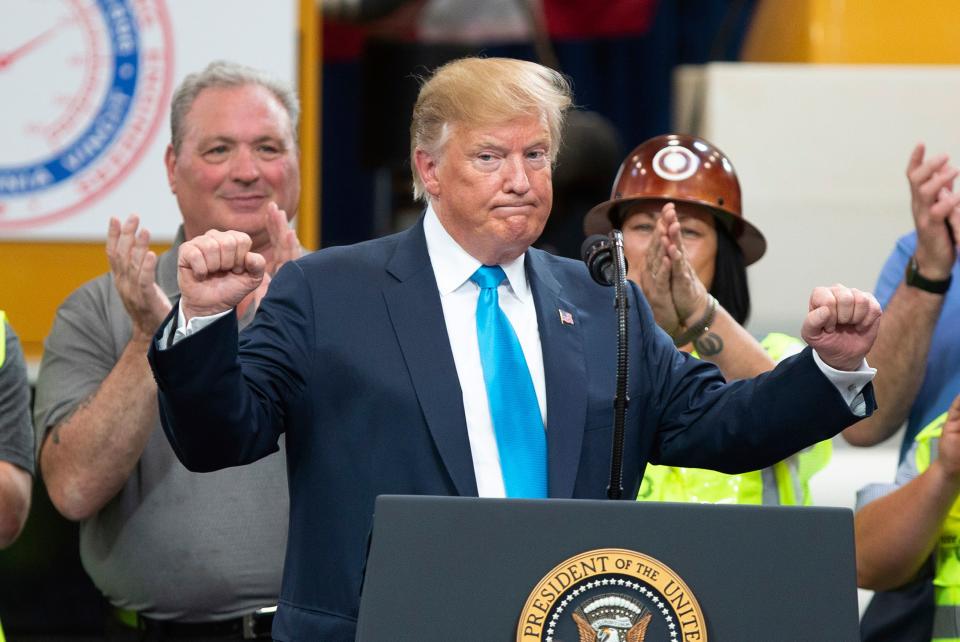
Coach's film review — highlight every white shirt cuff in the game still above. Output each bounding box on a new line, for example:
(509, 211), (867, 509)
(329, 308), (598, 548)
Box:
(159, 303), (232, 349)
(812, 350), (877, 417)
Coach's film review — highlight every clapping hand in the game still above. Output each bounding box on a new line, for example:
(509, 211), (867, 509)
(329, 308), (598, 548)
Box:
(107, 215), (172, 342)
(907, 143), (960, 279)
(638, 203), (711, 339)
(639, 204), (681, 336)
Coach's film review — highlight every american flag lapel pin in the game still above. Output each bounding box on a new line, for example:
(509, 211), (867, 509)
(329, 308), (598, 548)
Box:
(558, 309), (574, 325)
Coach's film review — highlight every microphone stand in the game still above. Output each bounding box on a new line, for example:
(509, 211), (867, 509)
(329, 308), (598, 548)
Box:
(607, 229), (629, 500)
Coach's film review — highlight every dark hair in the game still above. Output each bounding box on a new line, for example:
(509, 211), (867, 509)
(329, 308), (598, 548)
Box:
(710, 222), (751, 325)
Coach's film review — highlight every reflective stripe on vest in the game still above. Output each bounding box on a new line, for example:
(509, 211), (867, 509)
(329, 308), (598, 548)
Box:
(913, 412), (960, 641)
(637, 332), (832, 506)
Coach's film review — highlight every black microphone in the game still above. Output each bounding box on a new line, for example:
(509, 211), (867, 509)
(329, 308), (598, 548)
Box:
(583, 231), (632, 499)
(581, 234), (618, 286)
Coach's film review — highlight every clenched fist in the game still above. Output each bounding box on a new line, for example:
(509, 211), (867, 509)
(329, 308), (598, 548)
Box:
(177, 229), (266, 321)
(177, 202), (302, 322)
(801, 284), (882, 371)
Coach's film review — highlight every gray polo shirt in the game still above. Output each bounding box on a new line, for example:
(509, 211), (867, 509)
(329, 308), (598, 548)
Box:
(33, 227), (288, 621)
(1, 318), (34, 475)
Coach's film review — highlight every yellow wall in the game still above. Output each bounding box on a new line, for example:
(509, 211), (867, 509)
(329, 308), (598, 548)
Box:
(744, 0), (960, 64)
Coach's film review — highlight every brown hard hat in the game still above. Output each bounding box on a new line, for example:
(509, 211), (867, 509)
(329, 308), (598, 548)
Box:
(583, 133), (766, 265)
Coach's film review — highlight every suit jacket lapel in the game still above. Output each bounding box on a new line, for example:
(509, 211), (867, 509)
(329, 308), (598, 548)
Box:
(383, 221), (479, 497)
(527, 251), (588, 498)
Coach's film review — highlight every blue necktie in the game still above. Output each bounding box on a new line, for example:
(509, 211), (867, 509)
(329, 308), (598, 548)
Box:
(470, 265), (547, 498)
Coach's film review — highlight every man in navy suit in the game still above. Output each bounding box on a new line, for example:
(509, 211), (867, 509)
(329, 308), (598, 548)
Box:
(149, 57), (882, 640)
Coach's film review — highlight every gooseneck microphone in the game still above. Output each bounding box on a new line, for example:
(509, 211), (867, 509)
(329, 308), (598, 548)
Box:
(581, 235), (616, 286)
(582, 230), (631, 500)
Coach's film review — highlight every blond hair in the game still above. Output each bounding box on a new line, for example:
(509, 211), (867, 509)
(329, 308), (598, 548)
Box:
(410, 57), (573, 202)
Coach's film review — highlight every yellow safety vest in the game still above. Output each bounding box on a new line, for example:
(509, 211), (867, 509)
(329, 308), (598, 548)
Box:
(912, 412), (960, 641)
(638, 333), (833, 506)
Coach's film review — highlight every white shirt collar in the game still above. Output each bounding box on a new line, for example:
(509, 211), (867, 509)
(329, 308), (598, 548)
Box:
(423, 203), (530, 302)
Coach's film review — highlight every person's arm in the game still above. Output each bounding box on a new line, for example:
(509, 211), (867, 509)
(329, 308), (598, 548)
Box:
(0, 461), (31, 548)
(41, 209), (301, 520)
(675, 296), (774, 380)
(39, 216), (170, 521)
(855, 395), (960, 590)
(150, 227), (309, 472)
(648, 281), (879, 473)
(844, 143), (960, 446)
(0, 319), (34, 548)
(650, 203), (775, 380)
(842, 282), (946, 446)
(41, 338), (163, 521)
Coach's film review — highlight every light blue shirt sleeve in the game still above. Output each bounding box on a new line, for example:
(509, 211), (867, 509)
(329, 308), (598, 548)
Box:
(875, 232), (916, 309)
(855, 440), (921, 511)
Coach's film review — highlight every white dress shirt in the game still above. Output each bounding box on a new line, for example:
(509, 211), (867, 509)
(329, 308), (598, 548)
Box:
(422, 204), (547, 498)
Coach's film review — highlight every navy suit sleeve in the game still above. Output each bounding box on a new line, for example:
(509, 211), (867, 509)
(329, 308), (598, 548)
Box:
(148, 260), (315, 472)
(630, 282), (875, 474)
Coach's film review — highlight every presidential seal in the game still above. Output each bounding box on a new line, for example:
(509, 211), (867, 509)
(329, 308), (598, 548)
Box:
(0, 0), (174, 231)
(517, 548), (706, 642)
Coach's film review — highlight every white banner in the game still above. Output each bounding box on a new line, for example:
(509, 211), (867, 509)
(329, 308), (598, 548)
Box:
(0, 0), (297, 241)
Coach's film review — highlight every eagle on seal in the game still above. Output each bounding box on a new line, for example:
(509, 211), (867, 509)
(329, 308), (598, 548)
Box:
(572, 593), (653, 642)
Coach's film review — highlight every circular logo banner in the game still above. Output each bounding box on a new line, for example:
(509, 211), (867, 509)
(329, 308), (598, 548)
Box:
(0, 0), (174, 231)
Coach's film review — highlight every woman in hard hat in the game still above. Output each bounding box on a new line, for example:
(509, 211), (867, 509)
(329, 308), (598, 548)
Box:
(584, 133), (829, 506)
